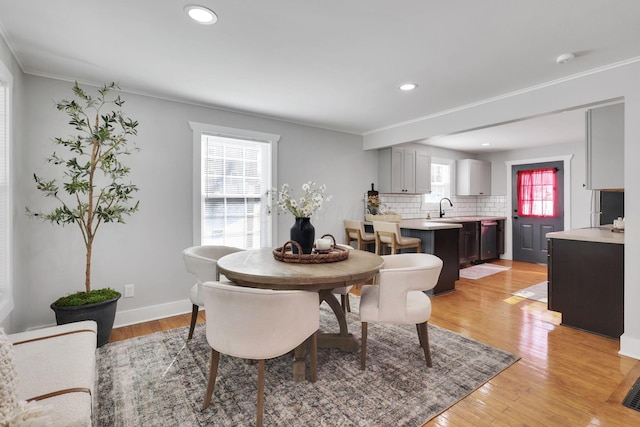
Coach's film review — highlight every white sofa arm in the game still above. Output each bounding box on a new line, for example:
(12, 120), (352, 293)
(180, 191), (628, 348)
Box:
(9, 321), (98, 427)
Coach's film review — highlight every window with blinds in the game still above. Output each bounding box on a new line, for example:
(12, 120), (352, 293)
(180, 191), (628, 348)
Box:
(0, 71), (13, 322)
(200, 134), (270, 248)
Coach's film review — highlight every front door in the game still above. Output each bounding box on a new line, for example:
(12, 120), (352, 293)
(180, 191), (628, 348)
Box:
(512, 161), (564, 264)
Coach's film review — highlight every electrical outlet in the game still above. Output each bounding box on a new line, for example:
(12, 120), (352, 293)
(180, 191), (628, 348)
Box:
(124, 284), (134, 298)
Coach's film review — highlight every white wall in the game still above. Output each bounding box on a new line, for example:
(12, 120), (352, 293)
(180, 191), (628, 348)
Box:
(12, 75), (377, 331)
(365, 60), (640, 359)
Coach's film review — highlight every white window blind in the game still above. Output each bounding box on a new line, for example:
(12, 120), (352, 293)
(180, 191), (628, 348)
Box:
(200, 134), (269, 248)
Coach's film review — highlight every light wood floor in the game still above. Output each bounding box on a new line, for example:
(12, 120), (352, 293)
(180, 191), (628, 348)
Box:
(111, 260), (640, 426)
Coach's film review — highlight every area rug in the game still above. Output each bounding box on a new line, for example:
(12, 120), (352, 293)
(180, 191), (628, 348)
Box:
(459, 263), (511, 280)
(94, 298), (519, 426)
(512, 281), (548, 303)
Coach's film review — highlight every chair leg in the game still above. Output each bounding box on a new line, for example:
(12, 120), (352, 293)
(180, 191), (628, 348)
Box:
(341, 294), (351, 313)
(309, 331), (318, 383)
(257, 359), (265, 427)
(188, 304), (199, 340)
(361, 322), (368, 370)
(417, 322), (432, 368)
(203, 349), (220, 409)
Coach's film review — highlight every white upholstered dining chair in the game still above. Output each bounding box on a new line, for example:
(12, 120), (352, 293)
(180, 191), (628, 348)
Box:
(182, 245), (244, 339)
(201, 281), (320, 427)
(359, 253), (443, 370)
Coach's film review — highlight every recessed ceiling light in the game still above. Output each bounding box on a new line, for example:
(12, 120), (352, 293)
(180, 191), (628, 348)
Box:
(481, 143), (491, 146)
(556, 53), (575, 64)
(184, 5), (217, 25)
(399, 83), (418, 91)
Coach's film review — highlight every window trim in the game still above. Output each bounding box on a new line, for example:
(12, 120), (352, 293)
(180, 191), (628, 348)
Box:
(423, 157), (454, 205)
(189, 122), (280, 246)
(0, 60), (13, 322)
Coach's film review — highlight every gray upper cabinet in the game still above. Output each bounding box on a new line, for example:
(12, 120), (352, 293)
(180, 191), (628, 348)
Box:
(379, 147), (431, 194)
(585, 103), (624, 190)
(456, 159), (491, 196)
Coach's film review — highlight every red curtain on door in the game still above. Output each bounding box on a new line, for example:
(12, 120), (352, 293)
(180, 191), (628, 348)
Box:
(517, 168), (557, 217)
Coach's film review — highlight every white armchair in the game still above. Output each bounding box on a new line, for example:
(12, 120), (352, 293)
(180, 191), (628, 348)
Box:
(359, 253), (443, 370)
(201, 281), (319, 427)
(182, 245), (244, 339)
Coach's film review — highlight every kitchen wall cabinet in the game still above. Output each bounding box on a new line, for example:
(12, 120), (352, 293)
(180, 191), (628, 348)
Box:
(378, 147), (431, 194)
(585, 103), (624, 190)
(456, 159), (491, 196)
(414, 151), (432, 194)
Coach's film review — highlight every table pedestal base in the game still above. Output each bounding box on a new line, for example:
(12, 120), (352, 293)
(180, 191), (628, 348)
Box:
(318, 333), (359, 352)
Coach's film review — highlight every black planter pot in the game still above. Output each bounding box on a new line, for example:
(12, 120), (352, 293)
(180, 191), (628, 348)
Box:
(290, 217), (315, 254)
(51, 293), (121, 347)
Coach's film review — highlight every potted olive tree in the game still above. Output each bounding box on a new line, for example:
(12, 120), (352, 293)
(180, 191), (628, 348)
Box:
(26, 82), (140, 346)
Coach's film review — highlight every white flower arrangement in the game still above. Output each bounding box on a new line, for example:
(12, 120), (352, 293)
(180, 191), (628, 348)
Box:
(276, 182), (332, 218)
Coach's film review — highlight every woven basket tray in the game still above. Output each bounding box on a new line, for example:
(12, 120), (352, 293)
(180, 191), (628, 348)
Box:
(273, 234), (349, 264)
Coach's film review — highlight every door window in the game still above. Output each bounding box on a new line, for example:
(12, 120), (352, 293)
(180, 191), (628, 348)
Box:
(517, 168), (556, 217)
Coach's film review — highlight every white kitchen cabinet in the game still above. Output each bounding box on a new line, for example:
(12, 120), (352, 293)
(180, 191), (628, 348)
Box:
(378, 147), (431, 194)
(456, 159), (491, 196)
(585, 103), (624, 190)
(414, 151), (432, 194)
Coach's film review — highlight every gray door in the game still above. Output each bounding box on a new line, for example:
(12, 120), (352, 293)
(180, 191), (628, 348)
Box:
(512, 161), (564, 264)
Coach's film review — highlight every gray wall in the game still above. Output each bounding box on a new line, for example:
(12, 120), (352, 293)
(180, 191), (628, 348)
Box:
(11, 75), (377, 330)
(480, 140), (591, 229)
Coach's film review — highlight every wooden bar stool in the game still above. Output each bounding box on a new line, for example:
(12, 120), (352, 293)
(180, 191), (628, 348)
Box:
(373, 221), (421, 255)
(344, 219), (376, 252)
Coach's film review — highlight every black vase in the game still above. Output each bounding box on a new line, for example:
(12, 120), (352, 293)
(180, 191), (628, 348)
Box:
(290, 217), (315, 254)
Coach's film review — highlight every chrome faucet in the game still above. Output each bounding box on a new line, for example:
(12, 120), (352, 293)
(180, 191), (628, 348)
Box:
(439, 197), (453, 218)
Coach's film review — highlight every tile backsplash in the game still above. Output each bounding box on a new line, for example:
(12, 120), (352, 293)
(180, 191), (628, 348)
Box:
(372, 194), (508, 219)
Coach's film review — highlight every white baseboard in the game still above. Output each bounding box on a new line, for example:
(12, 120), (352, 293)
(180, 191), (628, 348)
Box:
(620, 333), (640, 360)
(113, 298), (194, 328)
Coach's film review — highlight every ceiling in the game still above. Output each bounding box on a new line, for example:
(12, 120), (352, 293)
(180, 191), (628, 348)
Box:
(1, 1), (639, 152)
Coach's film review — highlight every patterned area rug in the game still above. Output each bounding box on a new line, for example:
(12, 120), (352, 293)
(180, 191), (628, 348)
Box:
(512, 281), (548, 303)
(94, 298), (519, 426)
(459, 263), (511, 280)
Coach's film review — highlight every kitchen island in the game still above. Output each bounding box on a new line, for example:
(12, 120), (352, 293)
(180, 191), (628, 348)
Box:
(365, 219), (461, 295)
(546, 226), (624, 338)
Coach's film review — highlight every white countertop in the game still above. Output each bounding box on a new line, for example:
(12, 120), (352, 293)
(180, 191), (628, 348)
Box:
(365, 216), (507, 231)
(427, 216), (507, 223)
(364, 218), (462, 230)
(398, 219), (462, 230)
(546, 225), (624, 245)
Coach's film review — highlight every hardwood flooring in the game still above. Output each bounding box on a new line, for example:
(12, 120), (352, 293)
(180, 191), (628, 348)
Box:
(110, 260), (640, 426)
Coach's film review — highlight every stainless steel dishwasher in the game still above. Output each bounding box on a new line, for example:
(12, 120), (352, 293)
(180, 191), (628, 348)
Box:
(480, 220), (498, 260)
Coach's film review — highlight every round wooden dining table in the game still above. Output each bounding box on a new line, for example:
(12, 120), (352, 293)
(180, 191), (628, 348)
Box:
(217, 247), (384, 381)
